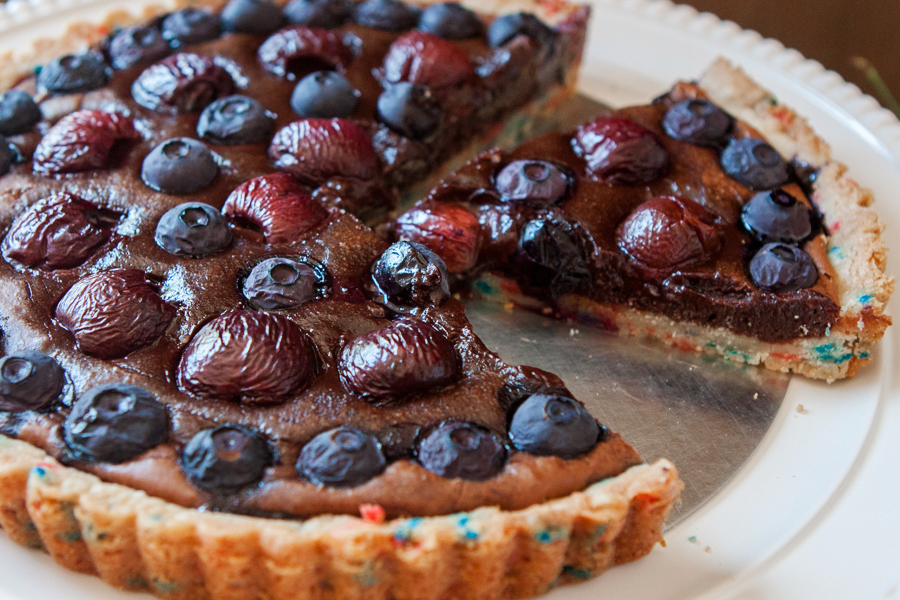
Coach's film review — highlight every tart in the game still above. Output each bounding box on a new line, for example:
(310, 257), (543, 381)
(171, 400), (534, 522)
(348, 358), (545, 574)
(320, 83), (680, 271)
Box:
(395, 58), (893, 382)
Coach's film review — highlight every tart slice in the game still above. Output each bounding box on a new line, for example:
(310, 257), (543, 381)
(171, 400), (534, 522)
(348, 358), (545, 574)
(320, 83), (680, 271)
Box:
(395, 59), (893, 381)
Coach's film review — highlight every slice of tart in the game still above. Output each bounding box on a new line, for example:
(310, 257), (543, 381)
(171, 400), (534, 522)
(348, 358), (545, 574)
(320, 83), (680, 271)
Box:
(393, 59), (893, 382)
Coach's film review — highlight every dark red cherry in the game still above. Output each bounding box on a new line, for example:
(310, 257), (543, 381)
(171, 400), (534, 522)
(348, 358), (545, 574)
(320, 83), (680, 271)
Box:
(269, 118), (379, 185)
(394, 202), (480, 273)
(182, 425), (272, 491)
(257, 25), (355, 80)
(132, 53), (235, 114)
(417, 422), (506, 480)
(0, 352), (66, 412)
(509, 394), (599, 458)
(573, 116), (669, 184)
(748, 243), (818, 293)
(381, 31), (474, 90)
(494, 159), (569, 206)
(222, 172), (327, 243)
(740, 188), (813, 244)
(662, 99), (733, 147)
(32, 110), (138, 175)
(721, 138), (789, 190)
(298, 426), (386, 486)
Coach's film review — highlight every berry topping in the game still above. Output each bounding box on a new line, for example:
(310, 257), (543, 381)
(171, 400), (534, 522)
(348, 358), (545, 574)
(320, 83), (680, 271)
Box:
(417, 3), (482, 40)
(242, 257), (321, 310)
(573, 116), (669, 184)
(338, 319), (458, 401)
(494, 159), (569, 206)
(290, 71), (360, 118)
(32, 109), (138, 176)
(748, 243), (818, 293)
(197, 95), (275, 145)
(223, 172), (327, 243)
(0, 90), (41, 136)
(182, 426), (272, 491)
(160, 9), (222, 48)
(132, 53), (235, 114)
(516, 218), (591, 297)
(417, 422), (506, 480)
(257, 26), (355, 80)
(284, 0), (353, 28)
(376, 422), (421, 460)
(64, 383), (168, 463)
(37, 50), (111, 95)
(0, 352), (66, 412)
(509, 394), (599, 458)
(740, 188), (814, 244)
(177, 310), (315, 404)
(394, 202), (480, 273)
(108, 26), (170, 70)
(2, 193), (119, 270)
(617, 195), (722, 271)
(376, 82), (442, 140)
(353, 0), (420, 31)
(662, 99), (733, 147)
(720, 138), (789, 190)
(381, 31), (475, 90)
(56, 269), (176, 359)
(221, 0), (285, 35)
(487, 12), (556, 48)
(269, 118), (379, 184)
(155, 202), (233, 256)
(142, 138), (219, 194)
(298, 426), (386, 486)
(372, 241), (450, 308)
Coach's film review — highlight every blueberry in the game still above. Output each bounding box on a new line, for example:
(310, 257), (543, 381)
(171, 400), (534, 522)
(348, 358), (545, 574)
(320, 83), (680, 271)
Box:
(0, 90), (41, 136)
(741, 189), (813, 244)
(662, 99), (733, 147)
(298, 426), (386, 486)
(417, 3), (482, 39)
(142, 138), (218, 194)
(0, 351), (66, 412)
(182, 425), (272, 491)
(0, 136), (12, 177)
(372, 240), (450, 308)
(417, 422), (506, 480)
(284, 0), (353, 28)
(37, 50), (111, 95)
(377, 82), (442, 140)
(222, 0), (285, 34)
(64, 384), (168, 463)
(353, 0), (420, 31)
(290, 71), (360, 119)
(487, 12), (556, 48)
(376, 422), (421, 460)
(242, 257), (320, 310)
(108, 26), (170, 70)
(155, 202), (233, 256)
(517, 218), (591, 297)
(749, 243), (818, 293)
(161, 9), (222, 48)
(494, 159), (569, 206)
(509, 394), (599, 458)
(721, 138), (789, 190)
(197, 95), (275, 145)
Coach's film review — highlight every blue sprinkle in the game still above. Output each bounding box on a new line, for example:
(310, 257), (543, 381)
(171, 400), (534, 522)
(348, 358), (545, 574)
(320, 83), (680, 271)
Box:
(151, 578), (180, 594)
(813, 343), (853, 364)
(59, 530), (82, 542)
(394, 517), (422, 543)
(859, 294), (873, 303)
(562, 566), (592, 580)
(33, 466), (46, 478)
(474, 280), (493, 295)
(860, 351), (871, 359)
(828, 246), (845, 259)
(456, 514), (479, 541)
(535, 525), (567, 544)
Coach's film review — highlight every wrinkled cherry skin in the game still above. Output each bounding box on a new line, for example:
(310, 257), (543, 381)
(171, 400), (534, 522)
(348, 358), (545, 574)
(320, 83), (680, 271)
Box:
(573, 116), (669, 184)
(2, 193), (118, 270)
(132, 53), (235, 114)
(56, 269), (176, 359)
(380, 31), (474, 91)
(223, 173), (327, 244)
(32, 110), (138, 175)
(269, 118), (379, 185)
(617, 195), (722, 271)
(257, 25), (356, 79)
(338, 319), (458, 401)
(177, 310), (315, 404)
(394, 202), (481, 273)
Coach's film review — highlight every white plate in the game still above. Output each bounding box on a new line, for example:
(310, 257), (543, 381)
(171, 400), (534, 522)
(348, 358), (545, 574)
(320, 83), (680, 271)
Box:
(0, 1), (898, 599)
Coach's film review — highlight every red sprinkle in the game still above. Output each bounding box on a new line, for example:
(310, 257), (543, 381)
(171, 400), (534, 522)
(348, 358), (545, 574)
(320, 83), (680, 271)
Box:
(360, 503), (386, 524)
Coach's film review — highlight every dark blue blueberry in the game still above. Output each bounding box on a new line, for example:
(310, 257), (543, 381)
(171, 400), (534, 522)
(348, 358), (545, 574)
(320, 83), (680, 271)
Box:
(142, 138), (219, 194)
(487, 12), (556, 48)
(64, 384), (168, 463)
(741, 189), (813, 244)
(517, 218), (591, 297)
(417, 422), (506, 480)
(182, 426), (272, 491)
(353, 0), (420, 31)
(108, 26), (170, 70)
(377, 82), (442, 140)
(749, 243), (818, 293)
(494, 159), (569, 206)
(0, 351), (66, 412)
(509, 394), (599, 458)
(662, 99), (733, 147)
(0, 90), (41, 136)
(155, 202), (233, 256)
(0, 136), (12, 176)
(243, 257), (319, 310)
(372, 240), (450, 307)
(197, 95), (275, 145)
(161, 9), (222, 49)
(290, 71), (360, 118)
(298, 426), (386, 487)
(37, 50), (111, 95)
(283, 0), (353, 28)
(721, 137), (790, 190)
(417, 3), (482, 39)
(222, 0), (285, 34)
